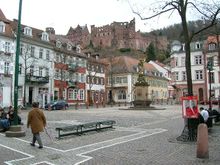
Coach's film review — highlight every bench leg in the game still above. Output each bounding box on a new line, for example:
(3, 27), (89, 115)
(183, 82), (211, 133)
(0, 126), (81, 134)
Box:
(58, 130), (61, 139)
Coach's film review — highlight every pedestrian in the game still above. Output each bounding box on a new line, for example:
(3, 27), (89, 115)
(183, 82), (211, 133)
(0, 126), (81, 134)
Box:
(27, 102), (47, 149)
(0, 107), (10, 132)
(199, 107), (209, 124)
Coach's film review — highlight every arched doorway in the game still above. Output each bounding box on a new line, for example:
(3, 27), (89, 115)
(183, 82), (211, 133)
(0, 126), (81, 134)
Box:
(198, 88), (203, 102)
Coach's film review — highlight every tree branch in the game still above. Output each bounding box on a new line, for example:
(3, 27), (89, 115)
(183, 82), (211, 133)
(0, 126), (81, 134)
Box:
(191, 8), (220, 39)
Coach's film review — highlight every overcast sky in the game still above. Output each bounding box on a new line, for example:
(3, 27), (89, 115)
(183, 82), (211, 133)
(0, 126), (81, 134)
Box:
(0, 0), (182, 35)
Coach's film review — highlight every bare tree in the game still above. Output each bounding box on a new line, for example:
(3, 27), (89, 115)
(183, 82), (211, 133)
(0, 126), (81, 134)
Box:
(129, 0), (220, 96)
(125, 0), (220, 141)
(20, 44), (50, 108)
(20, 44), (37, 108)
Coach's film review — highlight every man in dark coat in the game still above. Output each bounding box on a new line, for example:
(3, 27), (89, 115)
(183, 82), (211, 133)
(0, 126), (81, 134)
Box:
(27, 102), (46, 149)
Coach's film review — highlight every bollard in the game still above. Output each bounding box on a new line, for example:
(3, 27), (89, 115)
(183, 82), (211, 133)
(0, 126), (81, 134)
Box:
(86, 102), (89, 109)
(197, 123), (209, 159)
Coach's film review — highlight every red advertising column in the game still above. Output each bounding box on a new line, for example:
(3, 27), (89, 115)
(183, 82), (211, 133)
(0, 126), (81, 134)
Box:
(181, 96), (199, 118)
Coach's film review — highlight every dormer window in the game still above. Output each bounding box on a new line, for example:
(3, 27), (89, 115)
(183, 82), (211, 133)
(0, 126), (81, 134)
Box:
(76, 45), (81, 53)
(41, 32), (49, 41)
(195, 42), (201, 50)
(0, 21), (5, 33)
(208, 43), (217, 51)
(67, 43), (72, 51)
(56, 40), (62, 48)
(24, 27), (32, 36)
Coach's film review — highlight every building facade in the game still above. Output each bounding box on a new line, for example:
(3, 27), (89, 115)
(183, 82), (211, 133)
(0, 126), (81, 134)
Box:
(0, 10), (14, 107)
(170, 40), (206, 102)
(86, 53), (106, 105)
(103, 56), (168, 104)
(48, 30), (87, 106)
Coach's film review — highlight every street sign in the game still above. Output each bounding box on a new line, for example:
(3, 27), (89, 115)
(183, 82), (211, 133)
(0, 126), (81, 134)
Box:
(181, 96), (199, 118)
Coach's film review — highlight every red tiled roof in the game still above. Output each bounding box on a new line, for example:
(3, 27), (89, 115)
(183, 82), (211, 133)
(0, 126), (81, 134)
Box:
(0, 9), (14, 38)
(101, 56), (157, 74)
(0, 9), (7, 21)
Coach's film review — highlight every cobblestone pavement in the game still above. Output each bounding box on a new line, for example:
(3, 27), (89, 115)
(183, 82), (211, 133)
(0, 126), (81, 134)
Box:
(0, 104), (220, 165)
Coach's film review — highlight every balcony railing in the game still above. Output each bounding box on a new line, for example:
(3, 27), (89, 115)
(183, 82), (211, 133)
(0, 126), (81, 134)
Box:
(67, 80), (77, 87)
(68, 63), (78, 71)
(26, 75), (49, 84)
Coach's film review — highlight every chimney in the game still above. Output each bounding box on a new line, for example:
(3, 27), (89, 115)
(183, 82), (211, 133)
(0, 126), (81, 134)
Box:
(46, 27), (55, 35)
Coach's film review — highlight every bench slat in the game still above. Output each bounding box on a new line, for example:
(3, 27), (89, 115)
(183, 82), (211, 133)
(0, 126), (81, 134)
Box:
(55, 120), (116, 138)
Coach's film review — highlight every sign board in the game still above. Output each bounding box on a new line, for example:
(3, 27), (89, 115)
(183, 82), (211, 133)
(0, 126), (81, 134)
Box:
(181, 96), (198, 118)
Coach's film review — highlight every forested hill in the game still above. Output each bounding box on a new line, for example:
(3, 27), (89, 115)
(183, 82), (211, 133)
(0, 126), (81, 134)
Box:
(149, 20), (220, 42)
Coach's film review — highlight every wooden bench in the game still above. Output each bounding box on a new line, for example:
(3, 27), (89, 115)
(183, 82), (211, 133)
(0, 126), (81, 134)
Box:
(55, 120), (116, 138)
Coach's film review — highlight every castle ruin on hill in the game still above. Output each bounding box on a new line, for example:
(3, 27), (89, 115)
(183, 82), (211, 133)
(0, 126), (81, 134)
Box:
(66, 18), (168, 52)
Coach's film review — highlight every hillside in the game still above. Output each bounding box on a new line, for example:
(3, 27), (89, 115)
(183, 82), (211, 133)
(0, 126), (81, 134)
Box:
(85, 19), (220, 64)
(150, 20), (220, 41)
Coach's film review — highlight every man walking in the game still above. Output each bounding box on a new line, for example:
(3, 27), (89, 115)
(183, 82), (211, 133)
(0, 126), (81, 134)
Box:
(27, 102), (47, 149)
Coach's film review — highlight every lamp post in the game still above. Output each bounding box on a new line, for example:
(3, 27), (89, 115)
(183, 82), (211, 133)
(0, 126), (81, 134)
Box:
(207, 59), (213, 110)
(13, 0), (23, 125)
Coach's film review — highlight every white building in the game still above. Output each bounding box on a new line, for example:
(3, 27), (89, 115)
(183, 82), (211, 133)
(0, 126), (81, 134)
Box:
(0, 10), (14, 107)
(86, 54), (106, 105)
(170, 40), (206, 102)
(9, 20), (54, 107)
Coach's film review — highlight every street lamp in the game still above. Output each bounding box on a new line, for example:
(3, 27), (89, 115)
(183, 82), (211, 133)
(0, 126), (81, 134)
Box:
(13, 0), (23, 125)
(207, 59), (213, 110)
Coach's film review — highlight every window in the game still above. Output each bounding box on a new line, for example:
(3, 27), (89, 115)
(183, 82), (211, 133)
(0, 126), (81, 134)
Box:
(81, 74), (85, 83)
(46, 50), (50, 60)
(195, 70), (203, 80)
(19, 64), (22, 74)
(79, 90), (84, 100)
(56, 40), (62, 48)
(18, 86), (22, 99)
(181, 57), (185, 66)
(76, 73), (79, 82)
(182, 44), (185, 51)
(41, 32), (49, 41)
(195, 55), (202, 65)
(4, 62), (9, 74)
(118, 90), (126, 100)
(175, 58), (178, 67)
(182, 71), (186, 81)
(30, 65), (34, 75)
(39, 67), (43, 77)
(4, 42), (10, 53)
(56, 53), (60, 62)
(31, 46), (35, 57)
(20, 44), (24, 55)
(100, 66), (104, 73)
(39, 48), (43, 59)
(67, 43), (72, 50)
(73, 90), (78, 100)
(195, 42), (201, 49)
(24, 27), (32, 36)
(45, 68), (49, 77)
(101, 78), (104, 85)
(208, 43), (217, 51)
(175, 72), (179, 81)
(0, 21), (5, 33)
(55, 70), (59, 79)
(68, 89), (74, 99)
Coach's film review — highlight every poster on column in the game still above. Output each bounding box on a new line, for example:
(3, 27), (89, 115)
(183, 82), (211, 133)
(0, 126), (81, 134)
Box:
(181, 96), (198, 118)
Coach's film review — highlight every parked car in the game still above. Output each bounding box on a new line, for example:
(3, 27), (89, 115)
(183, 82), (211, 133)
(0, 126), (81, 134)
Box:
(44, 100), (69, 110)
(200, 98), (220, 105)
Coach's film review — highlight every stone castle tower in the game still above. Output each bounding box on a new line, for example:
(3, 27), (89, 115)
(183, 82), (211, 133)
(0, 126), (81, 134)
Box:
(66, 18), (168, 51)
(66, 25), (90, 49)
